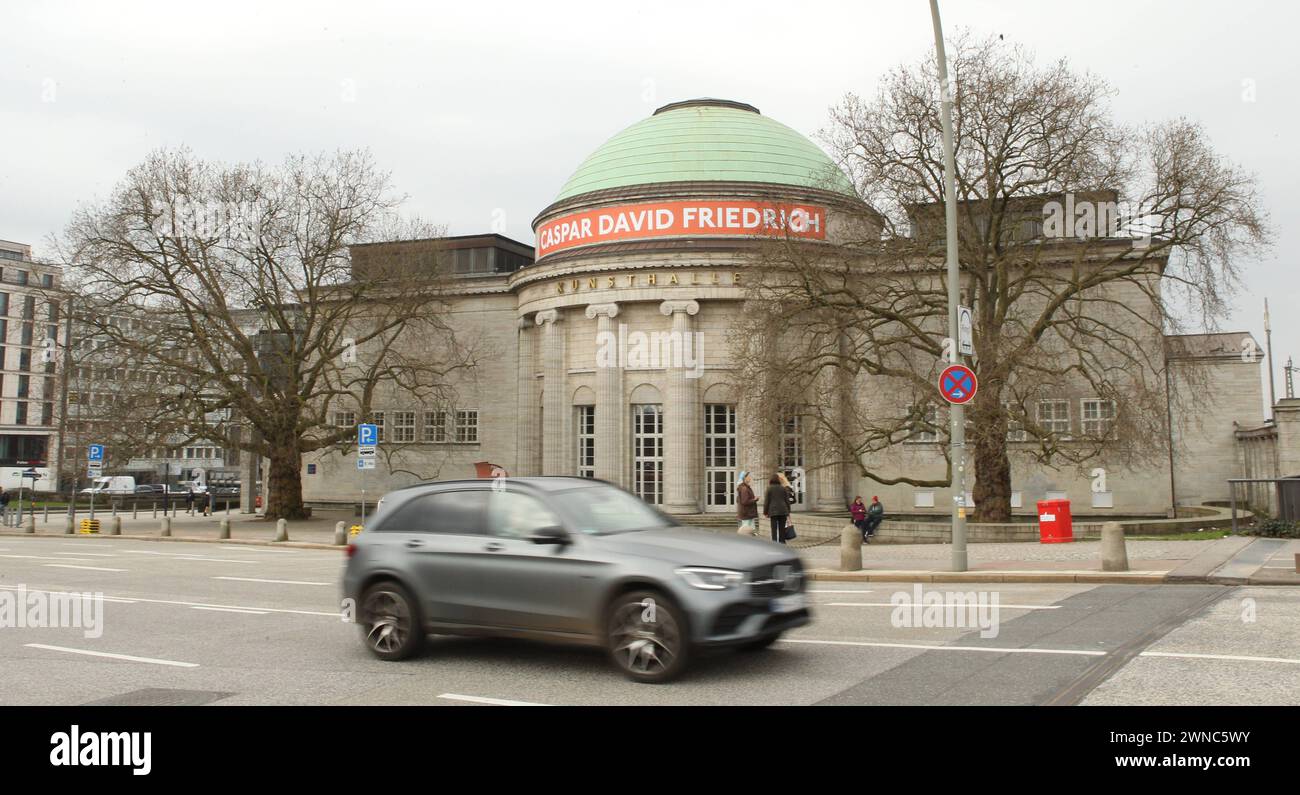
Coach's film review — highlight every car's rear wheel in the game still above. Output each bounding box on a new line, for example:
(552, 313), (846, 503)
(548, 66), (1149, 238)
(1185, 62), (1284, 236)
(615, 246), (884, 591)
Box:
(606, 589), (690, 683)
(359, 581), (424, 661)
(738, 632), (783, 652)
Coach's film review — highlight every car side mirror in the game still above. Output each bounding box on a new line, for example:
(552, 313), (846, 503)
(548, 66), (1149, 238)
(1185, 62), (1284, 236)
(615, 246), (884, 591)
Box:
(529, 526), (570, 545)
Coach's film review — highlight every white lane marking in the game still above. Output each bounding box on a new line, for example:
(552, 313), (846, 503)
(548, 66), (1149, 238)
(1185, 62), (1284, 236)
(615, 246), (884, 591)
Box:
(781, 638), (1106, 656)
(1140, 651), (1300, 666)
(213, 576), (331, 586)
(438, 693), (550, 707)
(191, 606), (269, 615)
(0, 584), (339, 617)
(808, 589), (875, 594)
(43, 564), (128, 572)
(825, 602), (1061, 610)
(1, 554), (94, 562)
(51, 552), (118, 558)
(121, 551), (259, 564)
(1260, 565), (1298, 569)
(25, 643), (199, 668)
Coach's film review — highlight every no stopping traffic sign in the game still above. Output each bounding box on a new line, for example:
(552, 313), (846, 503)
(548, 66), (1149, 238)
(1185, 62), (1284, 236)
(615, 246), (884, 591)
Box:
(939, 364), (978, 404)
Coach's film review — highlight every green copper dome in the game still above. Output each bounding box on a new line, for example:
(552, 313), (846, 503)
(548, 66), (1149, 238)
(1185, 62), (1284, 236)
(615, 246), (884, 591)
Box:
(552, 99), (857, 202)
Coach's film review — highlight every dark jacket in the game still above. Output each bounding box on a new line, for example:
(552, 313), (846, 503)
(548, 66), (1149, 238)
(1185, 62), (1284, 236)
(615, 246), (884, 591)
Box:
(736, 482), (758, 520)
(763, 484), (791, 517)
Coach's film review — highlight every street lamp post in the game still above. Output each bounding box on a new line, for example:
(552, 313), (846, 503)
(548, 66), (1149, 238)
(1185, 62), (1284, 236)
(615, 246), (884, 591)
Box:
(929, 0), (968, 571)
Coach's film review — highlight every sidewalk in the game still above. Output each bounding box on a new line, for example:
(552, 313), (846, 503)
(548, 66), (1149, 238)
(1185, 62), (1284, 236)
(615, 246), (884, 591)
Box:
(0, 506), (356, 549)
(799, 535), (1300, 585)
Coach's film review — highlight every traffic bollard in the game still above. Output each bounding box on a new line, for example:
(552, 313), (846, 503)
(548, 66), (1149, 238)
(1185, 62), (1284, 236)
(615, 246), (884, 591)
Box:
(334, 521), (346, 545)
(64, 514), (74, 535)
(274, 518), (288, 542)
(110, 516), (121, 536)
(840, 523), (862, 572)
(24, 514), (35, 534)
(160, 517), (171, 537)
(1101, 522), (1130, 572)
(219, 518), (230, 539)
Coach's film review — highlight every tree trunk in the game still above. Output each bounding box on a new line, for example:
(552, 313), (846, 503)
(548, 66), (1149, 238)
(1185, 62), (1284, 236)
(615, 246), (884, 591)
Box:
(265, 439), (308, 520)
(970, 378), (1012, 522)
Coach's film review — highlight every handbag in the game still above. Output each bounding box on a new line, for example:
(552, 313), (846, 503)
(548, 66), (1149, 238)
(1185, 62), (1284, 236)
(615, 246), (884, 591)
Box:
(782, 522), (797, 541)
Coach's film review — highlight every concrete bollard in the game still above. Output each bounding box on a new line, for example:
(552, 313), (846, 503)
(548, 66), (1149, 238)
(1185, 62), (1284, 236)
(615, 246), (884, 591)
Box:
(274, 518), (288, 542)
(840, 523), (862, 572)
(334, 521), (347, 546)
(219, 519), (230, 539)
(43, 504), (49, 523)
(110, 516), (121, 536)
(24, 514), (35, 533)
(160, 517), (171, 537)
(64, 514), (74, 535)
(1101, 522), (1129, 572)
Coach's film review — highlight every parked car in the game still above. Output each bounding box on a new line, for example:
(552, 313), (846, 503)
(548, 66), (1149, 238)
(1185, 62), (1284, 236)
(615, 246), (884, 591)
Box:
(134, 484), (166, 495)
(342, 477), (810, 683)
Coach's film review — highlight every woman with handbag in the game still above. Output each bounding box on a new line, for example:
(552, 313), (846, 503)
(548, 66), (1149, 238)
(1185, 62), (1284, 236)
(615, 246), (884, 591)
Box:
(762, 474), (791, 544)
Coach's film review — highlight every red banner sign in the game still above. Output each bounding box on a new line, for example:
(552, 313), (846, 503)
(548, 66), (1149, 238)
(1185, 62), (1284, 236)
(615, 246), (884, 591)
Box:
(536, 200), (828, 258)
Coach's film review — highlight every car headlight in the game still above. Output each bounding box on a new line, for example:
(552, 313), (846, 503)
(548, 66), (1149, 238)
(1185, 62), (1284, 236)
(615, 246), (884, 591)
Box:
(675, 567), (747, 590)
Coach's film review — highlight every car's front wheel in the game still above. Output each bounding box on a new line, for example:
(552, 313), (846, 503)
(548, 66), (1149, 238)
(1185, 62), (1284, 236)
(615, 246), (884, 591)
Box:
(606, 589), (690, 683)
(359, 581), (424, 661)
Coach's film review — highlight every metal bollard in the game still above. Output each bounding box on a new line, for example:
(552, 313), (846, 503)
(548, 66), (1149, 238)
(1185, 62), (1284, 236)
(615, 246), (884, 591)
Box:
(110, 516), (121, 536)
(43, 503), (49, 523)
(1101, 522), (1130, 572)
(219, 518), (230, 539)
(152, 501), (157, 518)
(274, 518), (288, 542)
(840, 523), (863, 572)
(132, 503), (138, 519)
(160, 517), (171, 537)
(334, 521), (346, 546)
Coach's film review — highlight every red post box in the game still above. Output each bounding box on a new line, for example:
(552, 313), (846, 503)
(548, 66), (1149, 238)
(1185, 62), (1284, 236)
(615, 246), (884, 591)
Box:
(1037, 499), (1074, 543)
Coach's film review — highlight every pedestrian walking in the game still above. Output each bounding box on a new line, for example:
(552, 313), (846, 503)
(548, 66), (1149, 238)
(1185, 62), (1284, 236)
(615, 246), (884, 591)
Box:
(736, 471), (759, 536)
(762, 474), (791, 544)
(184, 487), (195, 515)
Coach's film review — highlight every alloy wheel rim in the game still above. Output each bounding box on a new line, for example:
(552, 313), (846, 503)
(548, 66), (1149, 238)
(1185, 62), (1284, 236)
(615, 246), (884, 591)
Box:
(364, 590), (410, 654)
(610, 600), (680, 676)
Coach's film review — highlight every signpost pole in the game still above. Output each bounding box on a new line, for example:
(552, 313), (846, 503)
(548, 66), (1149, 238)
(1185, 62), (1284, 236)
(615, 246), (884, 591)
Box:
(930, 0), (967, 572)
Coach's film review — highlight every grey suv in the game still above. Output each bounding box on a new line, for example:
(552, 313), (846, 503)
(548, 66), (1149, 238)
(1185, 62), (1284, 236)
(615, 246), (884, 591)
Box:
(342, 477), (810, 683)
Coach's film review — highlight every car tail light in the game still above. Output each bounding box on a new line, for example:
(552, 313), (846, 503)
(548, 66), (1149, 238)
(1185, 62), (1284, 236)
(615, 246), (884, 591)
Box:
(346, 543), (357, 558)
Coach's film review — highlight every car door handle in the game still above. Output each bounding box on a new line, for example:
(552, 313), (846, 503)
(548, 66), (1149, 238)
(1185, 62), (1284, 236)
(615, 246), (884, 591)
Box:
(405, 539), (425, 549)
(484, 542), (504, 552)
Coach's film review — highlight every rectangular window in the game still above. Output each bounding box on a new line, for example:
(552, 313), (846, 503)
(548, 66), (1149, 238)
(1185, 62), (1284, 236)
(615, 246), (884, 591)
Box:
(1005, 402), (1027, 442)
(15, 402), (27, 425)
(631, 404), (664, 505)
(369, 412), (385, 443)
(1081, 398), (1116, 438)
(0, 293), (8, 316)
(779, 406), (806, 507)
(455, 410), (478, 443)
(16, 375), (28, 398)
(575, 406), (595, 479)
(907, 403), (939, 443)
(332, 411), (355, 429)
(1038, 399), (1070, 436)
(423, 410), (448, 443)
(704, 404), (737, 510)
(392, 411), (416, 443)
(22, 296), (34, 319)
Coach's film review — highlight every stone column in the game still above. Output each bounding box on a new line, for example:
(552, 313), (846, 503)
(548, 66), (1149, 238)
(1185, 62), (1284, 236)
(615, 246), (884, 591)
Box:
(660, 299), (701, 514)
(536, 309), (567, 475)
(585, 303), (623, 485)
(515, 316), (539, 476)
(813, 337), (848, 512)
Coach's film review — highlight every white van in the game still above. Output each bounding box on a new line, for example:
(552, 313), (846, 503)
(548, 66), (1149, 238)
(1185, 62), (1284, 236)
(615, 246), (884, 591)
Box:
(80, 476), (136, 496)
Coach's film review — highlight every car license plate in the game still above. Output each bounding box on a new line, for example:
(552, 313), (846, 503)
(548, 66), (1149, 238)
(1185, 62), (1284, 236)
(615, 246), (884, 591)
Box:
(770, 594), (804, 613)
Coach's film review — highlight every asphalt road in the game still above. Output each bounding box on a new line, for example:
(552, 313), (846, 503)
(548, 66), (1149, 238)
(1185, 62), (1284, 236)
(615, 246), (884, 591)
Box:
(0, 535), (1296, 706)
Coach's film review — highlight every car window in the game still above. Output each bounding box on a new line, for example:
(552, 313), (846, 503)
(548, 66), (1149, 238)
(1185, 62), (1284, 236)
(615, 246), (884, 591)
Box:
(379, 490), (487, 535)
(486, 491), (563, 539)
(551, 484), (675, 535)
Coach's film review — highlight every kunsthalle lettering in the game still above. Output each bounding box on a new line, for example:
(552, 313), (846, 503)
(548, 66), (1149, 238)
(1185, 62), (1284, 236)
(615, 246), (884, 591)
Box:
(50, 725), (151, 775)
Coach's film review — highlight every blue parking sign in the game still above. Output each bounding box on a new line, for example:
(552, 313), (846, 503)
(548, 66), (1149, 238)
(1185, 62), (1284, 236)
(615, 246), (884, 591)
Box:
(357, 423), (378, 446)
(88, 444), (105, 462)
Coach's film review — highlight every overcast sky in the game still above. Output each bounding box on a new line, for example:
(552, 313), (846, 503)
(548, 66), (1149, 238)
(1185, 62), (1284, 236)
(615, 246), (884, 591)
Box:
(3, 0), (1297, 407)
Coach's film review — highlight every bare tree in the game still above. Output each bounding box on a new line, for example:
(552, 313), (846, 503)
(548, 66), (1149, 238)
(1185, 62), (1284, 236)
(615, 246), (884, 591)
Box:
(57, 148), (477, 519)
(736, 33), (1269, 520)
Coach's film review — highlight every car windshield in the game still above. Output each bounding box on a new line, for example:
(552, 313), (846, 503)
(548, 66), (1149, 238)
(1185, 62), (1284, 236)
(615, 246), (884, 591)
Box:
(551, 484), (676, 535)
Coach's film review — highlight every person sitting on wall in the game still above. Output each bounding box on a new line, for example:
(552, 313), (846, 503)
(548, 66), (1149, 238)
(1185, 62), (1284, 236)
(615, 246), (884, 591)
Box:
(850, 496), (868, 539)
(863, 496), (885, 542)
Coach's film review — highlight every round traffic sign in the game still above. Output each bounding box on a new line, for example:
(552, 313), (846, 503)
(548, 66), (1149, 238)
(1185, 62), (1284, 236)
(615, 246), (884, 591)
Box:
(938, 364), (978, 404)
